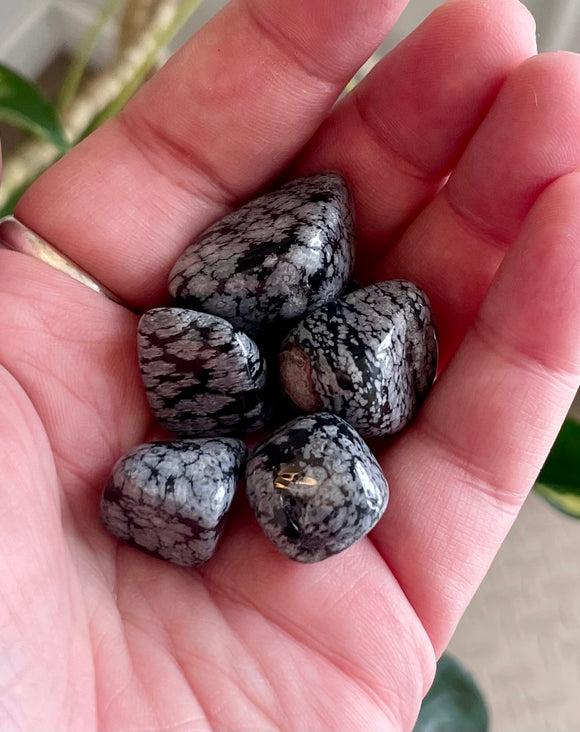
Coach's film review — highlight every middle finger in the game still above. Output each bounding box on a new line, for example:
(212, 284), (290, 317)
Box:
(292, 0), (537, 276)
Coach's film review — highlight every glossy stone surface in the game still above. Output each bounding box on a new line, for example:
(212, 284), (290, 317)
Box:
(168, 173), (355, 339)
(138, 308), (268, 436)
(278, 280), (438, 437)
(246, 413), (388, 563)
(101, 438), (247, 566)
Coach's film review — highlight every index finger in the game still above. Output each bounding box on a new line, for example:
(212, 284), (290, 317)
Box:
(15, 0), (408, 309)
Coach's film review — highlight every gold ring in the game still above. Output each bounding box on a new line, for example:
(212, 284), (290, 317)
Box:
(0, 215), (123, 305)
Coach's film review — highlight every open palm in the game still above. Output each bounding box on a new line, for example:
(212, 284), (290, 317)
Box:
(1, 0), (580, 729)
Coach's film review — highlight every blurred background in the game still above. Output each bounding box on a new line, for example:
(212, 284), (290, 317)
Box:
(0, 1), (578, 730)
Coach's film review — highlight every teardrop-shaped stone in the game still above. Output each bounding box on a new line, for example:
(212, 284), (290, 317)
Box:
(168, 173), (354, 339)
(138, 308), (269, 436)
(101, 438), (247, 567)
(278, 280), (438, 437)
(246, 413), (388, 563)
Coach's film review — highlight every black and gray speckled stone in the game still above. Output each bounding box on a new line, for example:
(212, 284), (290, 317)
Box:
(138, 308), (269, 436)
(246, 413), (388, 563)
(101, 438), (247, 567)
(278, 280), (438, 437)
(168, 173), (355, 339)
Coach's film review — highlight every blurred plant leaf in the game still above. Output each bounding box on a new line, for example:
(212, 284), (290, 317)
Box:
(535, 483), (580, 518)
(535, 417), (580, 518)
(83, 0), (205, 136)
(57, 0), (127, 114)
(0, 65), (69, 152)
(119, 0), (159, 51)
(413, 653), (488, 732)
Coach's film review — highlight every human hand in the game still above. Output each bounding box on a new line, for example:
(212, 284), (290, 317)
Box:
(1, 0), (579, 729)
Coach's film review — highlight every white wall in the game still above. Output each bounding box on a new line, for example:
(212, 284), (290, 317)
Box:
(0, 0), (55, 76)
(0, 0), (42, 31)
(0, 0), (99, 77)
(527, 0), (580, 51)
(379, 0), (580, 53)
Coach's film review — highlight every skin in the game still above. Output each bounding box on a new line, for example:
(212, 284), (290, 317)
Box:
(0, 0), (579, 728)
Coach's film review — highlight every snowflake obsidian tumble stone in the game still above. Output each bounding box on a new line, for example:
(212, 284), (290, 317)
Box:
(101, 438), (247, 566)
(246, 413), (388, 563)
(278, 280), (438, 437)
(138, 307), (269, 436)
(168, 173), (355, 339)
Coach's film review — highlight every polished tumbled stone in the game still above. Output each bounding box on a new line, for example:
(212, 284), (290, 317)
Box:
(278, 280), (438, 437)
(101, 438), (247, 567)
(246, 413), (388, 563)
(138, 308), (268, 436)
(168, 173), (355, 339)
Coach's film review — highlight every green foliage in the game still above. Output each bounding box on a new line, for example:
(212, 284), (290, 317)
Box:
(0, 65), (69, 151)
(413, 653), (489, 732)
(535, 417), (580, 518)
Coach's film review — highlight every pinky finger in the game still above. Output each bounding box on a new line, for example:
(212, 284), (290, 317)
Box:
(372, 171), (580, 653)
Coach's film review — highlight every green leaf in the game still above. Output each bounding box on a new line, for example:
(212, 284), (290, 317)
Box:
(0, 64), (69, 151)
(534, 417), (580, 518)
(534, 483), (580, 518)
(413, 653), (488, 732)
